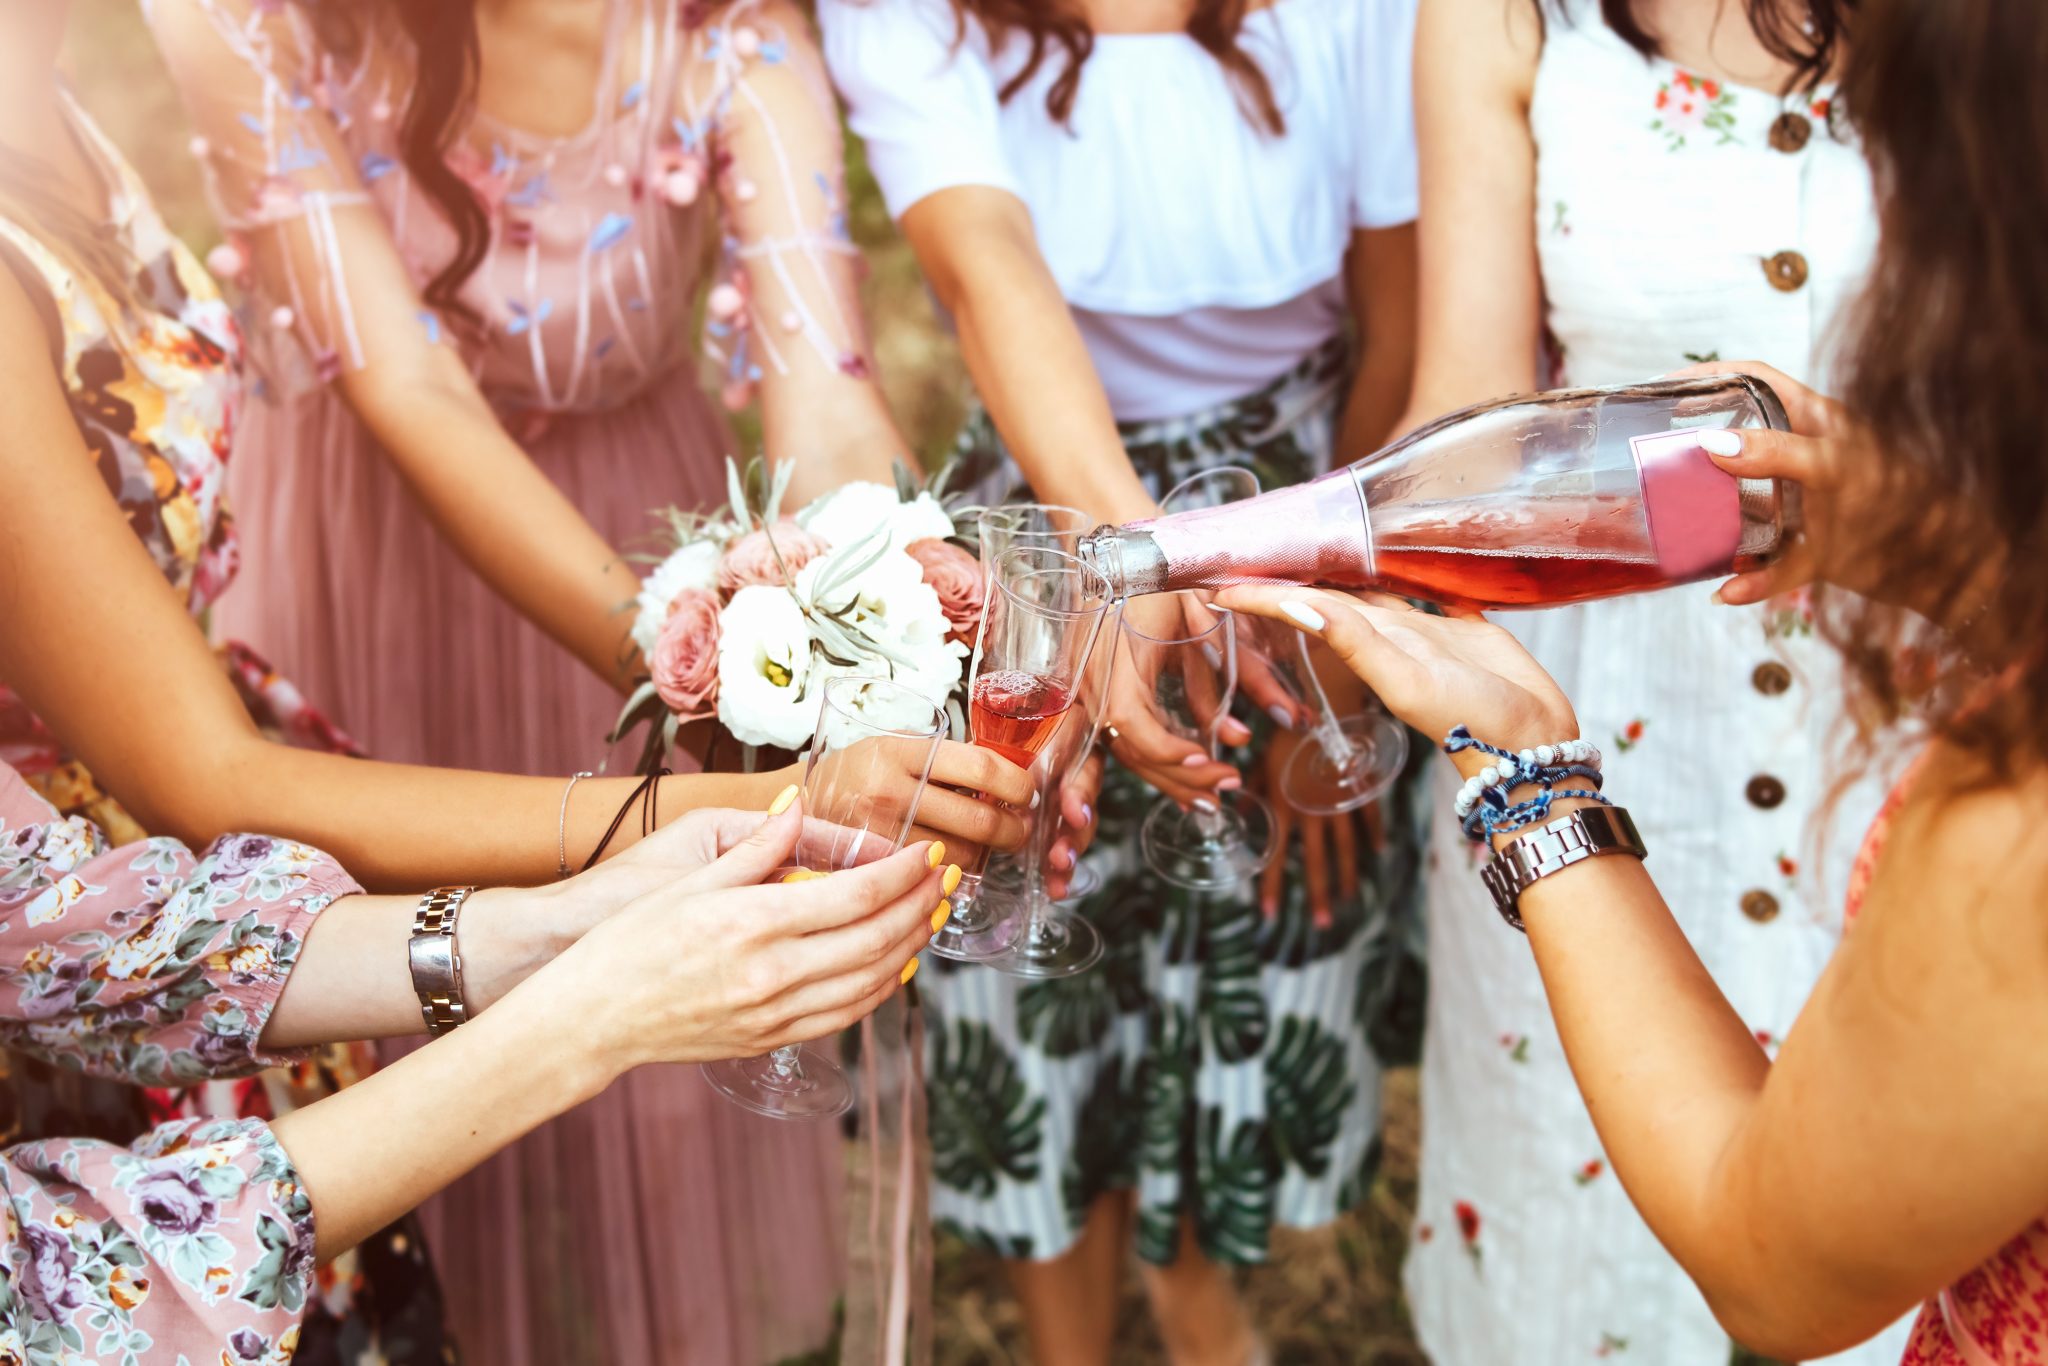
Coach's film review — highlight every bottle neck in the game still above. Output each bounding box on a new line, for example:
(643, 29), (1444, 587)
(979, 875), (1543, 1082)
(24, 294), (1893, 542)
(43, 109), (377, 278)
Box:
(1077, 526), (1169, 599)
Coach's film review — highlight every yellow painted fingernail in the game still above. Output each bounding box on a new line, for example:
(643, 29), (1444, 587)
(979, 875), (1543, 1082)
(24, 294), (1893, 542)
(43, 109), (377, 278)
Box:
(767, 784), (799, 816)
(942, 864), (962, 896)
(900, 957), (920, 984)
(930, 903), (951, 933)
(926, 841), (946, 869)
(780, 868), (826, 883)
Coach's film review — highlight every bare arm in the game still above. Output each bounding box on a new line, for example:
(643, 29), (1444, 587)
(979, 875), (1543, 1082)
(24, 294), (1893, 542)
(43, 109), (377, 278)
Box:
(0, 266), (782, 886)
(901, 186), (1158, 524)
(1397, 0), (1545, 432)
(1336, 223), (1420, 460)
(271, 803), (950, 1256)
(1220, 584), (2048, 1359)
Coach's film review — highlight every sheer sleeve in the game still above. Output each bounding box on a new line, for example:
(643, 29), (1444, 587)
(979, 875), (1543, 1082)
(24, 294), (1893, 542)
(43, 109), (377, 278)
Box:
(142, 0), (420, 387)
(0, 764), (350, 1087)
(1351, 0), (1422, 230)
(2, 1115), (318, 1360)
(816, 0), (1021, 219)
(677, 0), (884, 411)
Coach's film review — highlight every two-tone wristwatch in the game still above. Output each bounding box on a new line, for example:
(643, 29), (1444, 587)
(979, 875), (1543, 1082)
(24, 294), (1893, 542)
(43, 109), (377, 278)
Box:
(1480, 807), (1647, 930)
(409, 886), (475, 1035)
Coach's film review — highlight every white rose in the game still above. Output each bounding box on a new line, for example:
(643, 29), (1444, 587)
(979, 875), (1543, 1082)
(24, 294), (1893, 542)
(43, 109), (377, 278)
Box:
(631, 539), (724, 658)
(798, 482), (956, 554)
(715, 585), (818, 749)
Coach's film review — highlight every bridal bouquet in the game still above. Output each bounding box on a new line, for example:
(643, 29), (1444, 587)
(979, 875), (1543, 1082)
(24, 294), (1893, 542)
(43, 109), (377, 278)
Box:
(613, 459), (985, 768)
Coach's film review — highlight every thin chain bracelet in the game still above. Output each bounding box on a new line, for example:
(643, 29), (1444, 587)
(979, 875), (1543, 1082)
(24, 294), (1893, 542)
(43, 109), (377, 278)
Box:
(557, 771), (594, 879)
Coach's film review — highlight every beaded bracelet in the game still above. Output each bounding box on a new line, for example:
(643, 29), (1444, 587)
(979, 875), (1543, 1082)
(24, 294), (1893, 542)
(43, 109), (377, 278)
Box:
(1443, 726), (1613, 842)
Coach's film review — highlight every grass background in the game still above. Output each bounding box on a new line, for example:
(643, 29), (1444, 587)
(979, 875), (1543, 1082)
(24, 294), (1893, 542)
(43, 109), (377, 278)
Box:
(63, 3), (1427, 1359)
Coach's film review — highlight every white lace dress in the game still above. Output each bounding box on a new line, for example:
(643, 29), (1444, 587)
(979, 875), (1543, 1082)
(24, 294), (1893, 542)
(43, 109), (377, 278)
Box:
(1403, 7), (1912, 1364)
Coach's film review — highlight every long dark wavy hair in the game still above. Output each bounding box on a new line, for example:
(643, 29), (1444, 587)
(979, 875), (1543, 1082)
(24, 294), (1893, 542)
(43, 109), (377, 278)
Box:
(1542, 0), (1851, 95)
(1819, 0), (2048, 774)
(295, 1), (491, 318)
(951, 0), (1285, 135)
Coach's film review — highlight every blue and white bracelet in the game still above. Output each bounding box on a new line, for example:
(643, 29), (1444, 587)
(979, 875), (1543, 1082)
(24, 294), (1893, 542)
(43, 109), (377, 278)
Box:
(1444, 726), (1613, 842)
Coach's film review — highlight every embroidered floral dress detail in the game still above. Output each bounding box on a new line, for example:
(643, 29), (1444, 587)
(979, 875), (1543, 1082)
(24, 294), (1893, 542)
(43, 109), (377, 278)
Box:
(1651, 70), (1738, 149)
(0, 760), (356, 1361)
(155, 0), (874, 418)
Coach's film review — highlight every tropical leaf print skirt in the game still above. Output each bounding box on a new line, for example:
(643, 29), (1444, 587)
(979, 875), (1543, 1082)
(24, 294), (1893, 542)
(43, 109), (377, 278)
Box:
(929, 339), (1432, 1265)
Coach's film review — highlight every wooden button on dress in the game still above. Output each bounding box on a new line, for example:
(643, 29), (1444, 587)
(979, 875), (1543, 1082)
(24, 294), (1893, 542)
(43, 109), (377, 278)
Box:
(1752, 661), (1793, 696)
(1746, 775), (1787, 809)
(1768, 111), (1812, 153)
(1763, 251), (1810, 292)
(1741, 889), (1781, 923)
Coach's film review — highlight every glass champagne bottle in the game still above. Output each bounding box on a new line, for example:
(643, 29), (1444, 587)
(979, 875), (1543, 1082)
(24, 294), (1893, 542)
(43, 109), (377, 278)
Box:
(1077, 376), (1798, 608)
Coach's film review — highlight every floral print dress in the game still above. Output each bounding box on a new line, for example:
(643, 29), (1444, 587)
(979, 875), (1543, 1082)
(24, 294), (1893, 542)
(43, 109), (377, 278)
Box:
(1404, 6), (1907, 1364)
(0, 97), (444, 1364)
(0, 759), (360, 1364)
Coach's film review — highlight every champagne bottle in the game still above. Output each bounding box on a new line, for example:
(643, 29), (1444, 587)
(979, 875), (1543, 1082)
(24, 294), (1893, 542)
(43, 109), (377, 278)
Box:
(1077, 376), (1798, 609)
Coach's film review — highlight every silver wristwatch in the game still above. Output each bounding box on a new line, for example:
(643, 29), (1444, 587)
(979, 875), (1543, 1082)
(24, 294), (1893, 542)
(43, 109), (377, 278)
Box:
(409, 886), (475, 1035)
(1480, 807), (1646, 930)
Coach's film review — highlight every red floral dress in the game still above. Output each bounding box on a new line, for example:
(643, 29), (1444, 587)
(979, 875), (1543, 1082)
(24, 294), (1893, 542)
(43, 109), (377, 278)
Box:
(1848, 765), (2048, 1366)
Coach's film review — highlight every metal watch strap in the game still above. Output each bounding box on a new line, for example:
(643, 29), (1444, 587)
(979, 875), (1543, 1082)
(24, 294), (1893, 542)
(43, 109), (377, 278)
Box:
(1480, 807), (1646, 931)
(409, 886), (474, 1035)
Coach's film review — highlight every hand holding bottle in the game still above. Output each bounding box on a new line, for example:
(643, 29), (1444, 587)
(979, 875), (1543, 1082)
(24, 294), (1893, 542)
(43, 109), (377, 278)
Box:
(1213, 587), (1577, 770)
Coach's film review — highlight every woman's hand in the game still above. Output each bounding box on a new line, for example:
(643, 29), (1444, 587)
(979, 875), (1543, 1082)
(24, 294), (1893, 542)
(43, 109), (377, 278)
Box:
(904, 740), (1036, 858)
(1045, 748), (1105, 900)
(1257, 732), (1372, 926)
(1213, 586), (1577, 770)
(1666, 361), (1877, 609)
(543, 795), (953, 1073)
(1107, 594), (1249, 808)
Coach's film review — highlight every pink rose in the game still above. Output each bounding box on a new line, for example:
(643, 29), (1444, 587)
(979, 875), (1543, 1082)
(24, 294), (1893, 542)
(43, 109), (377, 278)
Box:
(719, 520), (826, 592)
(651, 589), (721, 721)
(906, 537), (984, 644)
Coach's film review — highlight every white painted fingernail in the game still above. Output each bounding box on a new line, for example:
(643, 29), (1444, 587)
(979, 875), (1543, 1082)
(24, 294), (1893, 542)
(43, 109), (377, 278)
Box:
(1268, 704), (1297, 731)
(1182, 753), (1208, 767)
(1193, 797), (1219, 814)
(1279, 601), (1326, 632)
(1698, 429), (1744, 457)
(1029, 789), (1041, 809)
(1202, 642), (1224, 669)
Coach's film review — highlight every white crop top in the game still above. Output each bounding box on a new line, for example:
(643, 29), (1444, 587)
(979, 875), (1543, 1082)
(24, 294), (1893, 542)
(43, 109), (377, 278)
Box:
(819, 0), (1419, 421)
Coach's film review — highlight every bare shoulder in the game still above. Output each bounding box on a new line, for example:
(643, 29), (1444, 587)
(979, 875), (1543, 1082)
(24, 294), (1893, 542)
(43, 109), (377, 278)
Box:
(1418, 0), (1543, 100)
(1856, 755), (2048, 1002)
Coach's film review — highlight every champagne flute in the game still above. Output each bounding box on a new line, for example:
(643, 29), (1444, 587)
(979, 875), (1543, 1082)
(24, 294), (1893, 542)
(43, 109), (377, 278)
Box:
(928, 510), (1110, 959)
(1124, 594), (1277, 890)
(701, 675), (945, 1120)
(967, 546), (1112, 978)
(982, 504), (1116, 902)
(1159, 467), (1410, 815)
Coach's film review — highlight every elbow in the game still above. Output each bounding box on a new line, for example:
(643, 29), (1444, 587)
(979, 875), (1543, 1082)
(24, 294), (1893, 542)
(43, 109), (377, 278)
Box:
(1699, 1268), (1913, 1362)
(134, 732), (273, 854)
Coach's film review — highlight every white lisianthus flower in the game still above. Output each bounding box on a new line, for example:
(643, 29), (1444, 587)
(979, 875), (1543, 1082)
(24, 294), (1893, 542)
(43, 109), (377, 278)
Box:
(715, 585), (818, 749)
(798, 482), (957, 554)
(631, 539), (723, 658)
(796, 548), (968, 707)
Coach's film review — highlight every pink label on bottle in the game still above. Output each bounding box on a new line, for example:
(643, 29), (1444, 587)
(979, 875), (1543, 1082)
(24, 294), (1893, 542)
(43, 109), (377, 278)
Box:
(1631, 427), (1743, 580)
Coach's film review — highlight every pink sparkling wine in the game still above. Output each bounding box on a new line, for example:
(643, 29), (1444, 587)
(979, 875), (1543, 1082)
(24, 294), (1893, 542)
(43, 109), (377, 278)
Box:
(971, 670), (1075, 768)
(1079, 377), (1796, 609)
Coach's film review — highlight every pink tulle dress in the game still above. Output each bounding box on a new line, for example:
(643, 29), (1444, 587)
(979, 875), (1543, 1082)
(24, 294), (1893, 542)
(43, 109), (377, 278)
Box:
(144, 1), (873, 1360)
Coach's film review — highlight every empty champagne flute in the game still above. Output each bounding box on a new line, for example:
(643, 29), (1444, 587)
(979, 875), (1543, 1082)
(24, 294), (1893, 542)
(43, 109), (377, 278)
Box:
(701, 675), (945, 1120)
(1123, 593), (1277, 889)
(1159, 467), (1410, 815)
